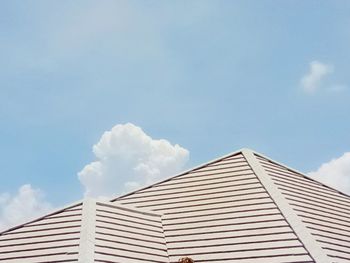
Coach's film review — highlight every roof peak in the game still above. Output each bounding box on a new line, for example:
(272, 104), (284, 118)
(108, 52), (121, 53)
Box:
(2, 147), (349, 262)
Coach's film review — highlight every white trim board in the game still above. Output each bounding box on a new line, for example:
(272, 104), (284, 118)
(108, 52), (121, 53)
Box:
(242, 149), (331, 263)
(78, 198), (96, 263)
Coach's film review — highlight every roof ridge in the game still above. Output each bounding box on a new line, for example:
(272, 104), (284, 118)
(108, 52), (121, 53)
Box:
(242, 149), (332, 263)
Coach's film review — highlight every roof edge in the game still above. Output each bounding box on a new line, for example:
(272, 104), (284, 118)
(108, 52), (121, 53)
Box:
(0, 199), (84, 235)
(242, 149), (332, 263)
(251, 149), (350, 198)
(111, 148), (246, 202)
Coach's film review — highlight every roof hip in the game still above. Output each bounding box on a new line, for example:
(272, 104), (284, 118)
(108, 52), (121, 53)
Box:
(242, 149), (332, 263)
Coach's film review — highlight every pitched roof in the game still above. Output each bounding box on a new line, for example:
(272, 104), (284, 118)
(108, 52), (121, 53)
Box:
(0, 148), (349, 263)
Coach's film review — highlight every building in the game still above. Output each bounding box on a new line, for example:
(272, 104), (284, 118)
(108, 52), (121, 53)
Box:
(0, 148), (349, 263)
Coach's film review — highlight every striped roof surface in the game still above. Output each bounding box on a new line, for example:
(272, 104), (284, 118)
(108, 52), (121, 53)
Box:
(0, 148), (349, 263)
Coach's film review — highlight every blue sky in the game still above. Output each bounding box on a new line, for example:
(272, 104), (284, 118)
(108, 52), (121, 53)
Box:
(1, 1), (350, 228)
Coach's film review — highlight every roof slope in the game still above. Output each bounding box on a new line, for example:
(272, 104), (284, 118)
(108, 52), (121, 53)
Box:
(0, 148), (349, 263)
(0, 202), (83, 262)
(254, 152), (350, 263)
(112, 151), (315, 263)
(94, 201), (169, 263)
(0, 199), (169, 263)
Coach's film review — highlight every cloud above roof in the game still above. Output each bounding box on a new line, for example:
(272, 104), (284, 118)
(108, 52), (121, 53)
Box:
(78, 123), (189, 198)
(301, 60), (333, 94)
(0, 184), (52, 231)
(308, 152), (350, 195)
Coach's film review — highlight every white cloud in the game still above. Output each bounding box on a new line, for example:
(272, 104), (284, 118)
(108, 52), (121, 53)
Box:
(78, 123), (190, 198)
(301, 61), (333, 93)
(0, 184), (52, 231)
(308, 152), (350, 195)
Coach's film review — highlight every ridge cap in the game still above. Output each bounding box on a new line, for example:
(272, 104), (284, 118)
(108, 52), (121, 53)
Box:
(242, 149), (331, 263)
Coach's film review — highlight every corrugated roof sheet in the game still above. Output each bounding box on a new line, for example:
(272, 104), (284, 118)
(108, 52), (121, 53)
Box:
(113, 152), (314, 263)
(94, 202), (169, 263)
(254, 153), (350, 263)
(0, 148), (348, 263)
(0, 203), (83, 262)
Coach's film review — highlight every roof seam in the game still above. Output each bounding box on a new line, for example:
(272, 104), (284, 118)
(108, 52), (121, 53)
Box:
(242, 149), (332, 263)
(160, 215), (171, 263)
(97, 201), (164, 217)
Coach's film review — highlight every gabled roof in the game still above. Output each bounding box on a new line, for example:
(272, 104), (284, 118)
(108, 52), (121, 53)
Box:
(0, 148), (349, 263)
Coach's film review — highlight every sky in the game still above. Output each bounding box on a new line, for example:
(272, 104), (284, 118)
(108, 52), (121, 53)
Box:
(1, 0), (350, 230)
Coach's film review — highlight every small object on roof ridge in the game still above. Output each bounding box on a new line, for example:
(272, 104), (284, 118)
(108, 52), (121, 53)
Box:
(178, 257), (194, 263)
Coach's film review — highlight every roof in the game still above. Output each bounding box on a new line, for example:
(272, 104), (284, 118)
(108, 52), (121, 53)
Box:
(0, 148), (349, 263)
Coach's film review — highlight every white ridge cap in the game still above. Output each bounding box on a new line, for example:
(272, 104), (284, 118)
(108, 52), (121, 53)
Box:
(242, 149), (332, 263)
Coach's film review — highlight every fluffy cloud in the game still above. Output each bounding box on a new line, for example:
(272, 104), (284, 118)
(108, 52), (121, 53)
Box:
(0, 184), (52, 231)
(308, 152), (350, 195)
(301, 61), (333, 93)
(78, 123), (189, 198)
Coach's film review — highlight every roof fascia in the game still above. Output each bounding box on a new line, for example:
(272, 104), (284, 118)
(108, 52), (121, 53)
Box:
(111, 148), (245, 202)
(78, 198), (96, 263)
(242, 149), (331, 263)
